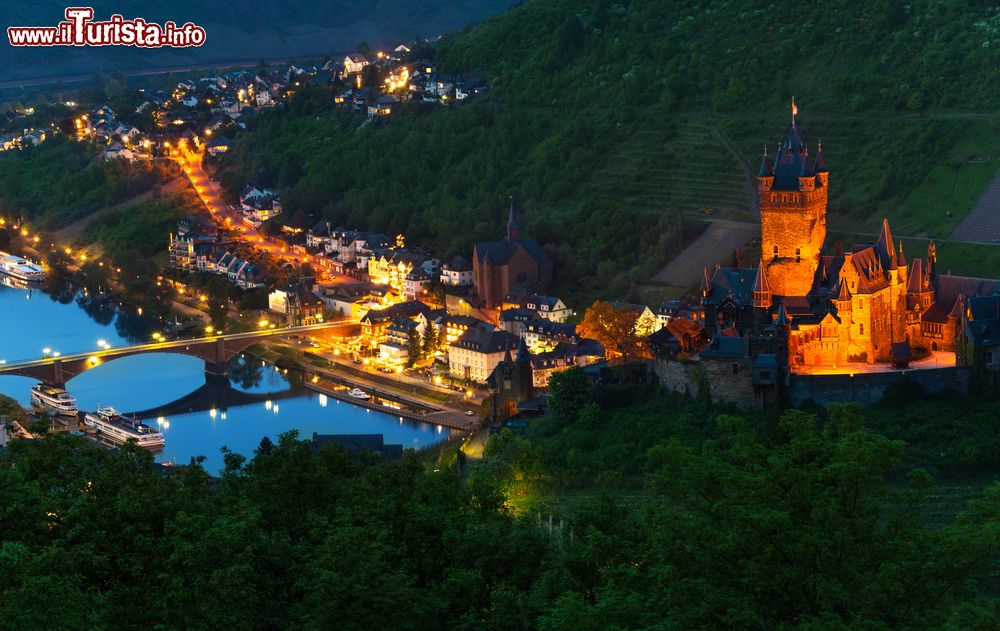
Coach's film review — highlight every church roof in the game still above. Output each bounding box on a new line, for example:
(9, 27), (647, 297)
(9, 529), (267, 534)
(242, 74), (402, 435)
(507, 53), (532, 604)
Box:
(473, 238), (550, 266)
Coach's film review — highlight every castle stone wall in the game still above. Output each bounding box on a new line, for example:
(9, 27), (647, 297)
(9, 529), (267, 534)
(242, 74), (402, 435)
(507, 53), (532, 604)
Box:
(654, 357), (754, 408)
(788, 367), (969, 407)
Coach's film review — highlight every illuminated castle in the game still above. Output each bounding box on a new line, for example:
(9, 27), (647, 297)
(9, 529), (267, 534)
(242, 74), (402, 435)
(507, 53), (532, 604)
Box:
(702, 104), (998, 370)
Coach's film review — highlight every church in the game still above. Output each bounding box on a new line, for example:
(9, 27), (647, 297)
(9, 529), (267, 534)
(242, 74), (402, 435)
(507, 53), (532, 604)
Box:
(701, 107), (999, 372)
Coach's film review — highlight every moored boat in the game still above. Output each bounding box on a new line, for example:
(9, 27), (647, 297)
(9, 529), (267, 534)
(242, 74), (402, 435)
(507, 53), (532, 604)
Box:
(348, 387), (370, 400)
(83, 406), (165, 448)
(30, 384), (79, 417)
(0, 252), (46, 282)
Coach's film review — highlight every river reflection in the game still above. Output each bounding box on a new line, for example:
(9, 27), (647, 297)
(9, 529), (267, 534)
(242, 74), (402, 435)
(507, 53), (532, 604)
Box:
(0, 279), (450, 472)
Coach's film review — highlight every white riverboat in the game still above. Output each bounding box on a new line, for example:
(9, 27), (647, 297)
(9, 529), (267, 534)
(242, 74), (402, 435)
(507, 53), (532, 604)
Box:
(30, 384), (79, 417)
(84, 406), (165, 448)
(0, 253), (46, 282)
(348, 387), (371, 400)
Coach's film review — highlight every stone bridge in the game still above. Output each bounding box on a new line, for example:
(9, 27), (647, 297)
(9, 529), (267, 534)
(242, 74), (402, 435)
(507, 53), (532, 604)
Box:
(0, 322), (357, 387)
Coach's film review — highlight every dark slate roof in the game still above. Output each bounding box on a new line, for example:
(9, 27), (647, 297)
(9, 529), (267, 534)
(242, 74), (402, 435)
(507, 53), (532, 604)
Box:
(966, 295), (1000, 347)
(311, 433), (403, 460)
(444, 255), (471, 271)
(453, 328), (517, 354)
(707, 267), (757, 305)
(752, 353), (779, 369)
(890, 342), (913, 362)
(934, 274), (1000, 307)
(773, 124), (810, 190)
(473, 238), (550, 266)
(700, 331), (748, 359)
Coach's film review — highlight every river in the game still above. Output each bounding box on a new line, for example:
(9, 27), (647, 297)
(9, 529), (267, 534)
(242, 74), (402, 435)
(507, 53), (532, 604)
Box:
(0, 280), (450, 471)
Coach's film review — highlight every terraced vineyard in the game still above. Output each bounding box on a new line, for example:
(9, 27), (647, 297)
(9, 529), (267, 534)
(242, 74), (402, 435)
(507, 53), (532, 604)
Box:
(590, 116), (754, 222)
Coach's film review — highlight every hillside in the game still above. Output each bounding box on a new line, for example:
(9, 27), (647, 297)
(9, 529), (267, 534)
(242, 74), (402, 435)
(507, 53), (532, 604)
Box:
(219, 0), (1000, 302)
(0, 1), (518, 83)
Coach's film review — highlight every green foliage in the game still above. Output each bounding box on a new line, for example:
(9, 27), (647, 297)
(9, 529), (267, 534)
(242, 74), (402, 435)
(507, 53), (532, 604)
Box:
(1, 392), (999, 627)
(406, 326), (422, 367)
(546, 367), (595, 428)
(83, 192), (201, 260)
(0, 137), (158, 227)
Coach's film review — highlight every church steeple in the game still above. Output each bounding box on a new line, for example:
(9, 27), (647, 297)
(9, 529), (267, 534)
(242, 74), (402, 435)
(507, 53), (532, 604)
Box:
(506, 196), (520, 241)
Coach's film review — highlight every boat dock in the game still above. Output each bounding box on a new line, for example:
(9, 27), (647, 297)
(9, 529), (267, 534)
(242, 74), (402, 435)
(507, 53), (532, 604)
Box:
(305, 377), (475, 432)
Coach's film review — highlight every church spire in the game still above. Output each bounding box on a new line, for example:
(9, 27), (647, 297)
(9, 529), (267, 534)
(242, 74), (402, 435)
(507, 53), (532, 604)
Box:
(506, 195), (520, 241)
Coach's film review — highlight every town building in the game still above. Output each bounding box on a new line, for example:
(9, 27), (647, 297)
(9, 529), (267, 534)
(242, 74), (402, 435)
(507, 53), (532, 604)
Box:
(448, 327), (518, 383)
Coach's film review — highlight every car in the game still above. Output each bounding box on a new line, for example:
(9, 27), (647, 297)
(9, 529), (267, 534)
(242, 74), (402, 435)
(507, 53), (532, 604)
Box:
(464, 410), (474, 416)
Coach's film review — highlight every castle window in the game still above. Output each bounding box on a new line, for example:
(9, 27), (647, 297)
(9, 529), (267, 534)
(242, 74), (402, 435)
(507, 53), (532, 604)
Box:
(732, 364), (739, 375)
(860, 323), (864, 335)
(773, 245), (778, 259)
(859, 300), (864, 310)
(795, 248), (801, 263)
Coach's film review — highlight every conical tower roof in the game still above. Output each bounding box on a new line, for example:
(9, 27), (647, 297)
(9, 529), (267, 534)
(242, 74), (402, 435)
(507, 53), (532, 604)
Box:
(836, 279), (851, 302)
(876, 218), (896, 270)
(700, 267), (712, 293)
(774, 301), (791, 327)
(813, 142), (827, 172)
(758, 146), (773, 177)
(753, 260), (771, 294)
(897, 241), (907, 269)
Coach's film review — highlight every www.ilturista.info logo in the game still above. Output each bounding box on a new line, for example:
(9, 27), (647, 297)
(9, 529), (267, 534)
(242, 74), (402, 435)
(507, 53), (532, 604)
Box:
(8, 8), (206, 47)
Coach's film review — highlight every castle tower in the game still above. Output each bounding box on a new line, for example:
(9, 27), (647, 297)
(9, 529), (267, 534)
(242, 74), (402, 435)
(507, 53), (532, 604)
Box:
(757, 102), (828, 297)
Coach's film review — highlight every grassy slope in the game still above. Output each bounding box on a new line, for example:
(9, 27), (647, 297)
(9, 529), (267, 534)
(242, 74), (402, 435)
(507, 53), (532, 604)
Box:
(222, 0), (1000, 302)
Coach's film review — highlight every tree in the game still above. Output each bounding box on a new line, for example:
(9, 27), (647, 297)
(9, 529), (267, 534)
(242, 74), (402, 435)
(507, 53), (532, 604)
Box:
(207, 280), (229, 330)
(406, 326), (422, 367)
(548, 367), (595, 425)
(636, 405), (1000, 629)
(421, 324), (438, 358)
(577, 300), (648, 362)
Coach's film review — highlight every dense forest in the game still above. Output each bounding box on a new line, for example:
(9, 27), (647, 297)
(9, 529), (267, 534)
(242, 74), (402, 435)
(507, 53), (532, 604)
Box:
(0, 137), (160, 228)
(219, 0), (1000, 301)
(1, 377), (999, 628)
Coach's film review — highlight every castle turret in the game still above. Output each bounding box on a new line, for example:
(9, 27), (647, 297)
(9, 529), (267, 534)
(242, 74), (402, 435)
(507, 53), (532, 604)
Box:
(897, 242), (908, 284)
(752, 260), (772, 309)
(797, 148), (815, 192)
(927, 240), (937, 279)
(834, 279), (852, 313)
(813, 142), (828, 187)
(700, 267), (712, 302)
(875, 218), (897, 271)
(758, 146), (774, 192)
